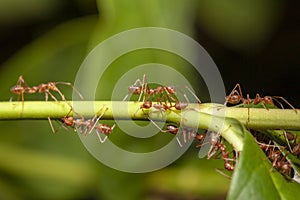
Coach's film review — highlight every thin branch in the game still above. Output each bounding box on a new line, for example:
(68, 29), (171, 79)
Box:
(0, 101), (299, 152)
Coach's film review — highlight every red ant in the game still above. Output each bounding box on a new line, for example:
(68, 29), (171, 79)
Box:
(258, 140), (293, 177)
(281, 131), (300, 156)
(280, 130), (300, 156)
(225, 84), (297, 125)
(270, 151), (292, 176)
(58, 106), (108, 138)
(194, 133), (206, 144)
(197, 131), (236, 171)
(148, 122), (198, 147)
(11, 75), (83, 102)
(292, 143), (300, 156)
(150, 123), (183, 147)
(124, 74), (201, 107)
(59, 112), (97, 136)
(281, 130), (297, 152)
(10, 75), (84, 132)
(94, 123), (116, 143)
(225, 83), (296, 112)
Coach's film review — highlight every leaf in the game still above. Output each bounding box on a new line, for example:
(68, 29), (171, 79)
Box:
(227, 130), (300, 200)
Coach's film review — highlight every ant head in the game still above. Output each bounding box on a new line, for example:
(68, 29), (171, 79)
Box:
(195, 134), (205, 141)
(62, 116), (74, 126)
(174, 101), (188, 110)
(263, 96), (274, 105)
(10, 85), (23, 94)
(292, 143), (300, 155)
(165, 86), (176, 94)
(96, 124), (113, 135)
(226, 94), (241, 104)
(224, 162), (234, 171)
(47, 82), (58, 90)
(142, 101), (152, 109)
(128, 85), (141, 94)
(166, 125), (178, 135)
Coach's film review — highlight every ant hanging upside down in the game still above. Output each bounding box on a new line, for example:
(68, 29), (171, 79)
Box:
(196, 131), (237, 172)
(59, 105), (115, 143)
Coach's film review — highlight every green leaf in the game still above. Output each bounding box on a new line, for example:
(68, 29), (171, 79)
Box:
(228, 130), (300, 200)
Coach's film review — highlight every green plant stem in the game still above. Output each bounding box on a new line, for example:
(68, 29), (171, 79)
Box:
(0, 101), (299, 152)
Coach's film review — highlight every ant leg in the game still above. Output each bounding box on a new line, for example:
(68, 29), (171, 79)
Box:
(49, 86), (66, 101)
(207, 132), (221, 159)
(47, 117), (70, 134)
(123, 76), (145, 101)
(273, 96), (297, 113)
(56, 82), (84, 100)
(184, 86), (201, 103)
(215, 168), (232, 179)
(96, 129), (108, 143)
(95, 124), (115, 143)
(141, 74), (149, 102)
(20, 92), (25, 116)
(245, 94), (253, 127)
(17, 75), (28, 87)
(283, 130), (293, 152)
(224, 83), (243, 105)
(148, 117), (183, 147)
(45, 91), (59, 101)
(85, 106), (108, 136)
(175, 137), (183, 148)
(164, 88), (177, 103)
(48, 117), (56, 133)
(122, 94), (129, 101)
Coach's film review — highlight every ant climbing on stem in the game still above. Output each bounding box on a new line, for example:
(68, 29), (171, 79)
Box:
(224, 83), (297, 125)
(124, 74), (201, 106)
(10, 75), (83, 102)
(10, 75), (84, 132)
(225, 83), (296, 112)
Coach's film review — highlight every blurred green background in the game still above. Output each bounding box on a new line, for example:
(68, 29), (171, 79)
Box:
(0, 0), (299, 199)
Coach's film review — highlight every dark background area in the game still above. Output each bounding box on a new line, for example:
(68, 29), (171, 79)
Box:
(195, 0), (300, 107)
(1, 1), (299, 107)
